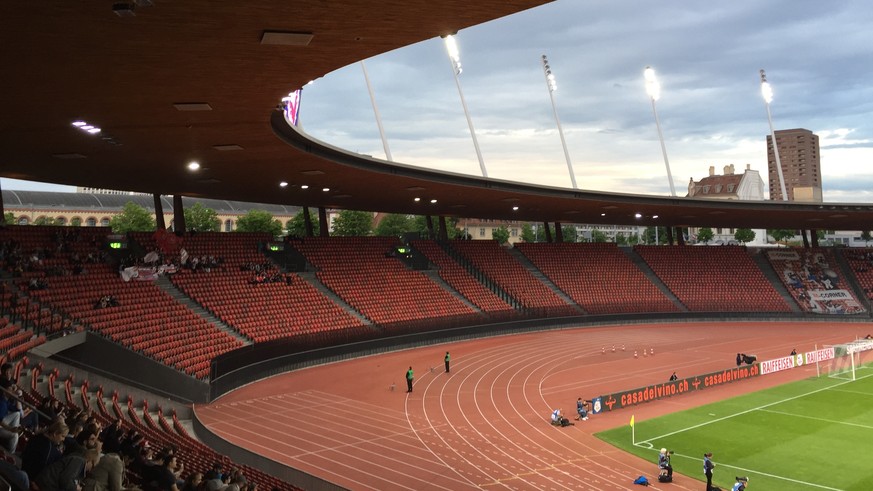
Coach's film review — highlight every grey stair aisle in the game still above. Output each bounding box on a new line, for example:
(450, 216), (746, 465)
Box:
(421, 270), (482, 313)
(153, 276), (253, 345)
(830, 248), (873, 316)
(619, 247), (689, 312)
(296, 272), (373, 325)
(505, 247), (585, 314)
(748, 249), (803, 314)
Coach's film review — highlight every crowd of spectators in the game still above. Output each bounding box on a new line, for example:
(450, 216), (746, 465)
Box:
(0, 365), (265, 491)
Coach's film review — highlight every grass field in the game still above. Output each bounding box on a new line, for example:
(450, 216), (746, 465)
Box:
(596, 365), (873, 491)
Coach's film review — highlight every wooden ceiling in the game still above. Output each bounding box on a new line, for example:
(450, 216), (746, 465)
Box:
(1, 1), (871, 230)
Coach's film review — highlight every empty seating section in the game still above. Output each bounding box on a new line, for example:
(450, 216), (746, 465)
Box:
(766, 248), (866, 314)
(173, 271), (367, 342)
(132, 231), (369, 342)
(411, 240), (514, 313)
(2, 227), (242, 378)
(293, 237), (476, 325)
(636, 245), (790, 312)
(845, 249), (873, 302)
(0, 315), (45, 364)
(447, 240), (577, 315)
(515, 242), (678, 314)
(29, 263), (243, 378)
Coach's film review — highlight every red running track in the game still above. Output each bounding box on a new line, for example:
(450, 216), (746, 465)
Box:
(195, 321), (871, 490)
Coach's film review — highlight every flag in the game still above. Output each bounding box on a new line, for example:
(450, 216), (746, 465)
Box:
(629, 415), (635, 428)
(283, 89), (302, 126)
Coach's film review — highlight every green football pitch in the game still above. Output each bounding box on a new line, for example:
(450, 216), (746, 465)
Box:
(596, 366), (873, 491)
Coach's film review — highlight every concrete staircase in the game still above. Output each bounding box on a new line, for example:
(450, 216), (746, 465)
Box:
(505, 247), (586, 314)
(748, 250), (803, 313)
(420, 270), (483, 313)
(619, 247), (689, 312)
(295, 272), (373, 325)
(153, 276), (253, 345)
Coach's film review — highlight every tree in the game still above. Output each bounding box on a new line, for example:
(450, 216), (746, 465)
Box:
(734, 228), (755, 244)
(561, 225), (578, 243)
(374, 213), (414, 237)
(769, 229), (794, 245)
(332, 210), (372, 236)
(615, 232), (627, 245)
(109, 202), (155, 233)
(644, 226), (669, 245)
(861, 230), (872, 246)
(2, 212), (13, 225)
(696, 227), (714, 244)
(492, 225), (510, 244)
(33, 216), (59, 226)
(521, 223), (536, 243)
(591, 229), (608, 243)
(235, 209), (283, 236)
(70, 217), (82, 227)
(184, 202), (220, 232)
(286, 208), (320, 237)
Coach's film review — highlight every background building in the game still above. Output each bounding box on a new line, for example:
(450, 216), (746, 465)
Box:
(687, 164), (767, 245)
(767, 128), (822, 202)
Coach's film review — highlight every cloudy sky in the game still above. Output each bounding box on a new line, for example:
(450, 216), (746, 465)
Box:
(296, 0), (873, 203)
(5, 0), (873, 204)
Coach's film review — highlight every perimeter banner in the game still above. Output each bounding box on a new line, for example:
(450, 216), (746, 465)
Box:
(592, 364), (760, 413)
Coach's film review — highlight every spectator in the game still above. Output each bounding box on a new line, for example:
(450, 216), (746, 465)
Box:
(21, 419), (69, 480)
(181, 472), (203, 491)
(574, 398), (590, 421)
(658, 448), (673, 478)
(732, 476), (749, 490)
(82, 447), (137, 491)
(36, 447), (100, 491)
(669, 371), (678, 381)
(0, 392), (23, 454)
(149, 454), (181, 491)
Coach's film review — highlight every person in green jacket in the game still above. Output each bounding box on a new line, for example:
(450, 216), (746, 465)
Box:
(406, 367), (414, 393)
(444, 352), (451, 373)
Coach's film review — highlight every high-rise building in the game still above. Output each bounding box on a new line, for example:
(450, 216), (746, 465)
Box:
(766, 128), (822, 202)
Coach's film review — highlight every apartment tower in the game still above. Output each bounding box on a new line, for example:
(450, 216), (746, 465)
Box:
(766, 128), (822, 202)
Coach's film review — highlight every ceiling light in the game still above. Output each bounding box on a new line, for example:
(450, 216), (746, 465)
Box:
(430, 199), (438, 204)
(414, 197), (421, 202)
(87, 128), (101, 134)
(652, 215), (659, 219)
(173, 103), (213, 112)
(187, 161), (200, 171)
(260, 31), (314, 46)
(600, 213), (606, 216)
(512, 206), (519, 211)
(212, 144), (244, 151)
(635, 213), (642, 218)
(300, 185), (309, 189)
(81, 125), (94, 131)
(279, 181), (288, 188)
(71, 121), (86, 127)
(52, 153), (87, 159)
(322, 187), (330, 192)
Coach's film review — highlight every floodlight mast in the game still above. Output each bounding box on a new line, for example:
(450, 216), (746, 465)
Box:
(443, 34), (488, 178)
(644, 66), (676, 197)
(542, 55), (577, 189)
(360, 60), (392, 161)
(760, 69), (788, 201)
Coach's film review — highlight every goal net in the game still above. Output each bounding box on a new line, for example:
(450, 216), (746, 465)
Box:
(821, 338), (873, 381)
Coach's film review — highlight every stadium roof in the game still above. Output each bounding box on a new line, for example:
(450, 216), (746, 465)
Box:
(1, 190), (298, 216)
(1, 1), (872, 231)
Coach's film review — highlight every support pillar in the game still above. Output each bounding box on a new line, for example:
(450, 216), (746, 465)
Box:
(554, 222), (563, 243)
(438, 216), (449, 242)
(675, 227), (685, 246)
(811, 229), (819, 248)
(172, 195), (186, 234)
(801, 229), (810, 248)
(665, 226), (674, 246)
(543, 222), (553, 243)
(425, 216), (435, 240)
(318, 207), (329, 237)
(153, 194), (166, 230)
(302, 207), (314, 237)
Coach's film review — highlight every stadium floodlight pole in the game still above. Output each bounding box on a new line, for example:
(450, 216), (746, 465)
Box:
(644, 66), (677, 197)
(443, 33), (488, 178)
(760, 69), (788, 201)
(360, 60), (393, 161)
(542, 54), (577, 189)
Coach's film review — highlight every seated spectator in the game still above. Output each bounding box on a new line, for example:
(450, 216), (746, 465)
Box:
(575, 398), (590, 421)
(36, 447), (100, 491)
(148, 454), (181, 491)
(0, 392), (23, 454)
(81, 446), (137, 491)
(21, 419), (69, 480)
(181, 472), (203, 491)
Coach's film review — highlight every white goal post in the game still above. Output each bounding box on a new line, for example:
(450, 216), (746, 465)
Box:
(820, 338), (873, 381)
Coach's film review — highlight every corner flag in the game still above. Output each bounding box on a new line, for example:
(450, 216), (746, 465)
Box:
(630, 415), (635, 428)
(630, 415), (635, 445)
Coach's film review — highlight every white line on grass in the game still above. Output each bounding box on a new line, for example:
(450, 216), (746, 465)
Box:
(757, 408), (873, 430)
(636, 371), (873, 490)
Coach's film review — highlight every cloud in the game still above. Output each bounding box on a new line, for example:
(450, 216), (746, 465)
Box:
(293, 1), (873, 206)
